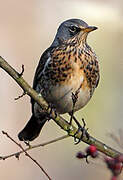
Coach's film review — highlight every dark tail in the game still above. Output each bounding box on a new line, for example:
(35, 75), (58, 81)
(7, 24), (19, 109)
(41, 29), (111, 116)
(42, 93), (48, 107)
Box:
(18, 114), (47, 141)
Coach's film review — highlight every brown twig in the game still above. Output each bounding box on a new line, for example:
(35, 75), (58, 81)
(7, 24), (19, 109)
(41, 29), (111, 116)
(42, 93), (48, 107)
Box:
(18, 64), (24, 77)
(0, 134), (69, 160)
(14, 91), (27, 100)
(2, 131), (52, 180)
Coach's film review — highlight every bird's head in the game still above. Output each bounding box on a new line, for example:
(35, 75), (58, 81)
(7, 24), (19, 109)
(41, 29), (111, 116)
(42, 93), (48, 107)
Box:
(52, 19), (97, 46)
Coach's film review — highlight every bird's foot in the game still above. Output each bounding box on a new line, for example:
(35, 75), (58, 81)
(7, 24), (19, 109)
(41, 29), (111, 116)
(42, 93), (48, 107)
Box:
(74, 118), (90, 144)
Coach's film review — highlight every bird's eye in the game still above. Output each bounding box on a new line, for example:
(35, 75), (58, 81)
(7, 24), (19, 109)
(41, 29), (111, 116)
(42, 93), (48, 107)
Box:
(69, 25), (81, 35)
(69, 25), (77, 32)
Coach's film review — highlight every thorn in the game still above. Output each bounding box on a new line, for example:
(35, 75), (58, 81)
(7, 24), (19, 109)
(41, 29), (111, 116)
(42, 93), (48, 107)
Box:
(15, 153), (20, 160)
(18, 64), (24, 77)
(14, 91), (27, 100)
(2, 131), (6, 135)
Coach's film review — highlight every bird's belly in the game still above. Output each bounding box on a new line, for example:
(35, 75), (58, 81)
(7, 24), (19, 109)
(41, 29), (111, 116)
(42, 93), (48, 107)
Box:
(43, 82), (91, 114)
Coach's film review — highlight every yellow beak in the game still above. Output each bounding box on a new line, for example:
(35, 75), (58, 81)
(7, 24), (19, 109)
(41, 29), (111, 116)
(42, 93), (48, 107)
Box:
(83, 26), (98, 33)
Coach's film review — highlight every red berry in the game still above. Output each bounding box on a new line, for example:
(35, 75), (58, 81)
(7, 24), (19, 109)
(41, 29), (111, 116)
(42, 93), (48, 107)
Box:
(89, 145), (97, 153)
(111, 176), (117, 180)
(105, 157), (115, 170)
(113, 162), (122, 176)
(91, 151), (98, 158)
(86, 145), (98, 158)
(104, 156), (123, 177)
(115, 155), (123, 163)
(76, 151), (85, 159)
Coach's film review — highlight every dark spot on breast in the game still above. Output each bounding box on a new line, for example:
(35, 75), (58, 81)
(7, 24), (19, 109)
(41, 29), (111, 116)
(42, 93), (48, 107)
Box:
(80, 64), (84, 69)
(89, 61), (93, 65)
(54, 56), (59, 60)
(50, 75), (56, 81)
(68, 54), (71, 60)
(55, 79), (60, 83)
(73, 49), (77, 56)
(86, 64), (92, 71)
(78, 55), (82, 61)
(86, 51), (90, 56)
(62, 73), (67, 78)
(53, 62), (57, 68)
(47, 63), (52, 68)
(61, 67), (66, 71)
(56, 67), (61, 72)
(59, 78), (66, 82)
(75, 56), (77, 62)
(85, 58), (89, 63)
(94, 61), (97, 66)
(63, 46), (67, 51)
(62, 51), (66, 55)
(88, 77), (91, 82)
(95, 69), (99, 73)
(65, 65), (71, 70)
(62, 56), (65, 61)
(69, 44), (73, 48)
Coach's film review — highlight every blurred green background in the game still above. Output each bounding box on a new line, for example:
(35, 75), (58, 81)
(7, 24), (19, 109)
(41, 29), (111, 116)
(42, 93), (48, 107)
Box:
(0, 0), (123, 179)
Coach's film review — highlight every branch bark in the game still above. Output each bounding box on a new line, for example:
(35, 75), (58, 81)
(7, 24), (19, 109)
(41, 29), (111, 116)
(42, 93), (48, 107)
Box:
(0, 56), (122, 158)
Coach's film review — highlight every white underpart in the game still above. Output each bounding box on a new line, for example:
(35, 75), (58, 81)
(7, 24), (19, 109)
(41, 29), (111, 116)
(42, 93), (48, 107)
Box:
(46, 73), (91, 114)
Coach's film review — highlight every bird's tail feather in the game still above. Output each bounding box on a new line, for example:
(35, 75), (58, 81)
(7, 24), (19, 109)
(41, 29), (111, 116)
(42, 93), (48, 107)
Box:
(18, 114), (47, 141)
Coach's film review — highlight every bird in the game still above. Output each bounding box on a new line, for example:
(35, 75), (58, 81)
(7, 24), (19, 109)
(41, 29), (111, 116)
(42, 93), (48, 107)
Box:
(18, 18), (100, 141)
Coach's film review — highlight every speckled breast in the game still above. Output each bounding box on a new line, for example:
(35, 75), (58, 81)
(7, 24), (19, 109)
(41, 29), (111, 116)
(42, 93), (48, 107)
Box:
(40, 42), (99, 114)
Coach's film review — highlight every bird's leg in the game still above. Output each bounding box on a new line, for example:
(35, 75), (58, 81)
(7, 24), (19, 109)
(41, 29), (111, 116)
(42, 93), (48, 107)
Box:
(69, 85), (89, 143)
(69, 93), (77, 124)
(73, 117), (90, 144)
(69, 87), (81, 125)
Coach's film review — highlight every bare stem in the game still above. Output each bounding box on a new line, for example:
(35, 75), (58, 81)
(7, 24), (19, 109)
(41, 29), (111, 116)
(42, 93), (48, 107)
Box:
(0, 135), (69, 160)
(2, 131), (52, 180)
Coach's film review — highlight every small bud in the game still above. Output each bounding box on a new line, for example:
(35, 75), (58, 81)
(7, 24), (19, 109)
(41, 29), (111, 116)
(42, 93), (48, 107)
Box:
(111, 176), (117, 180)
(76, 151), (85, 159)
(104, 156), (123, 177)
(113, 162), (122, 176)
(115, 155), (123, 163)
(104, 157), (115, 170)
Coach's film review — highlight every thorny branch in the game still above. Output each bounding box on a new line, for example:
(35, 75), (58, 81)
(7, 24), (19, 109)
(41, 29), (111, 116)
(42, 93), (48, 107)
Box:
(0, 56), (122, 159)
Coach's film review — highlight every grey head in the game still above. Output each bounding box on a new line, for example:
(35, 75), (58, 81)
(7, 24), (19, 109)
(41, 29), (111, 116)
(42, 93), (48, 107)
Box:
(51, 18), (97, 47)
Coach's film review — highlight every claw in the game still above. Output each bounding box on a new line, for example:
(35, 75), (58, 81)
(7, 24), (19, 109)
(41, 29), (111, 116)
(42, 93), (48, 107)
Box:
(73, 117), (90, 144)
(47, 103), (57, 119)
(23, 140), (31, 148)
